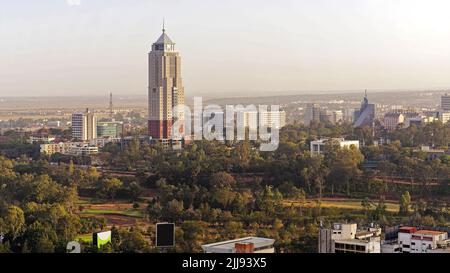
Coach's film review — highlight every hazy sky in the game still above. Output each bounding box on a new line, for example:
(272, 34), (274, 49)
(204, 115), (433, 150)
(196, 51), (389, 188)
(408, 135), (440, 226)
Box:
(1, 0), (450, 97)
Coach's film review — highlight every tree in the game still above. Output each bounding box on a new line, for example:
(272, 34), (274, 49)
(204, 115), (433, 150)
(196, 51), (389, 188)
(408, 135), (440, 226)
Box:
(372, 199), (387, 223)
(223, 221), (244, 239)
(361, 197), (373, 218)
(209, 172), (237, 209)
(117, 228), (149, 253)
(181, 221), (209, 252)
(209, 172), (236, 189)
(326, 145), (364, 195)
(399, 191), (411, 215)
(162, 199), (184, 222)
(97, 178), (123, 201)
(147, 201), (163, 221)
(1, 205), (25, 241)
(256, 186), (283, 216)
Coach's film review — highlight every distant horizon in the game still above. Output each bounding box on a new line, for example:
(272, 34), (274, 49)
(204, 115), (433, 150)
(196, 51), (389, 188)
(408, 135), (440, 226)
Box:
(0, 87), (449, 99)
(2, 1), (450, 97)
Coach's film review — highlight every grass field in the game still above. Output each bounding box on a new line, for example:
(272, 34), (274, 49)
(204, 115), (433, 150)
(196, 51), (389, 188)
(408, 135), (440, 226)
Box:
(76, 234), (93, 243)
(284, 198), (400, 213)
(80, 208), (143, 218)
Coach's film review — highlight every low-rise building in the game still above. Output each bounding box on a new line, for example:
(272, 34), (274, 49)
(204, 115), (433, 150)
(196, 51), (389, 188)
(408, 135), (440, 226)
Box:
(310, 138), (360, 156)
(382, 226), (450, 253)
(439, 111), (450, 124)
(383, 112), (405, 132)
(202, 237), (275, 253)
(65, 143), (99, 156)
(410, 230), (449, 253)
(398, 227), (450, 253)
(29, 136), (56, 144)
(381, 242), (402, 253)
(89, 137), (122, 148)
(40, 142), (71, 155)
(40, 142), (98, 156)
(413, 146), (447, 160)
(46, 121), (61, 128)
(405, 117), (423, 128)
(318, 223), (381, 253)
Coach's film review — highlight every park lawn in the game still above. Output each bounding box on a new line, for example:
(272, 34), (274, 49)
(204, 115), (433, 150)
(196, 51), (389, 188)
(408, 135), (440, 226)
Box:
(77, 197), (94, 205)
(76, 234), (93, 243)
(284, 199), (400, 213)
(80, 208), (143, 218)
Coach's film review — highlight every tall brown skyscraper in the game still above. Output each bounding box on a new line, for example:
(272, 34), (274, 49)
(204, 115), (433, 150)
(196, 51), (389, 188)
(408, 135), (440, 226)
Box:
(148, 26), (185, 140)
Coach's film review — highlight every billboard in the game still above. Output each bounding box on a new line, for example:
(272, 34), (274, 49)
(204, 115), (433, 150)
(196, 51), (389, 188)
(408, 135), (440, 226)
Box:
(93, 231), (112, 249)
(156, 223), (175, 248)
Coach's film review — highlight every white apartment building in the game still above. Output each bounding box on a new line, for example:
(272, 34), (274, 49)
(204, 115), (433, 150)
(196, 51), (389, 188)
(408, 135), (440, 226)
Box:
(241, 111), (286, 129)
(393, 227), (449, 253)
(441, 94), (450, 111)
(318, 223), (381, 253)
(66, 143), (99, 156)
(310, 138), (360, 156)
(72, 109), (97, 141)
(260, 110), (286, 129)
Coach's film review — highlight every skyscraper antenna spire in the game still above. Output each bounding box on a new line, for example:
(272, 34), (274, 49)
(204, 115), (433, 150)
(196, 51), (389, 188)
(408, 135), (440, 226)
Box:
(162, 18), (165, 33)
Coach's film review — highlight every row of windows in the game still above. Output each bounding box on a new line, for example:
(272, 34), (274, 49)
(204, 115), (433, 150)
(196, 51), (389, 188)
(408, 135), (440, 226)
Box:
(335, 243), (366, 252)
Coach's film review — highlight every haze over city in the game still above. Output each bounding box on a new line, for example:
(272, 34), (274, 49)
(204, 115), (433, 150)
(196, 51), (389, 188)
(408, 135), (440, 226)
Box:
(1, 0), (450, 265)
(1, 0), (450, 97)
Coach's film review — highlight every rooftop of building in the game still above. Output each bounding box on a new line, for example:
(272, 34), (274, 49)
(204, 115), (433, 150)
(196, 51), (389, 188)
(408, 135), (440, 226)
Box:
(414, 230), (447, 236)
(414, 146), (446, 153)
(312, 138), (359, 143)
(384, 112), (404, 117)
(399, 226), (417, 233)
(155, 32), (174, 45)
(356, 231), (375, 237)
(201, 237), (275, 253)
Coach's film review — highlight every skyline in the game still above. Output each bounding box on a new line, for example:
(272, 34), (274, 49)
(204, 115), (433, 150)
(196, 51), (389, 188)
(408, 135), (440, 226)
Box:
(2, 0), (450, 97)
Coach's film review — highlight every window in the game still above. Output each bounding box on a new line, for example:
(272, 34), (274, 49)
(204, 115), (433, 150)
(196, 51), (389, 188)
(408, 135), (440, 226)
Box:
(355, 245), (365, 252)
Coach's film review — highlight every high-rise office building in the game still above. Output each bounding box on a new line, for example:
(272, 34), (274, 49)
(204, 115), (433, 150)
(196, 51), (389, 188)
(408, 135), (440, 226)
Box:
(97, 121), (124, 138)
(354, 91), (375, 128)
(304, 103), (321, 125)
(320, 110), (334, 124)
(259, 110), (286, 129)
(441, 94), (450, 111)
(72, 108), (97, 141)
(240, 111), (286, 129)
(148, 25), (185, 140)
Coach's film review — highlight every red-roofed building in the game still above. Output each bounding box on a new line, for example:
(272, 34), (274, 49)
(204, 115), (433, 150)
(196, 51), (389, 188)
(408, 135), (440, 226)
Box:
(399, 227), (417, 234)
(398, 227), (448, 253)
